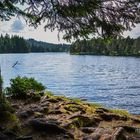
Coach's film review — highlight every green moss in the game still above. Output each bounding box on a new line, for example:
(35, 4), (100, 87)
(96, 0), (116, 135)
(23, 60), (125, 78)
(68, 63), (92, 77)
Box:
(67, 116), (94, 128)
(0, 100), (14, 113)
(56, 96), (70, 102)
(64, 104), (80, 112)
(90, 103), (103, 109)
(73, 118), (85, 127)
(0, 111), (20, 132)
(32, 93), (41, 101)
(45, 91), (54, 97)
(109, 109), (130, 117)
(69, 98), (82, 104)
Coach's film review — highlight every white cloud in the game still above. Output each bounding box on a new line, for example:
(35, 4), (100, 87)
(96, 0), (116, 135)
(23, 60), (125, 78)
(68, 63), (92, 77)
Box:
(0, 17), (67, 44)
(123, 24), (140, 38)
(11, 19), (25, 33)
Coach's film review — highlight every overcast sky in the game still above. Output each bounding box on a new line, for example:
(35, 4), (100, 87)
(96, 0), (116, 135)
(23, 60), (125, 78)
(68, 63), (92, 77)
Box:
(0, 17), (140, 44)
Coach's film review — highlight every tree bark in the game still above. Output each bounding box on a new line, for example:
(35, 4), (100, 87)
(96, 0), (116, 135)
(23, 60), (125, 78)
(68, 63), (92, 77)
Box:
(0, 67), (3, 102)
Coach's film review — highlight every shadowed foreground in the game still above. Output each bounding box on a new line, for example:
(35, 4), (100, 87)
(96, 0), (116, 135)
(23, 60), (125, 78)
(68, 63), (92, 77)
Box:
(1, 92), (140, 140)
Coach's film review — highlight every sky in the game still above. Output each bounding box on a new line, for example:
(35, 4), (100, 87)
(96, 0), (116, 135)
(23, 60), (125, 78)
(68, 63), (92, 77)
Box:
(0, 17), (67, 44)
(0, 17), (140, 44)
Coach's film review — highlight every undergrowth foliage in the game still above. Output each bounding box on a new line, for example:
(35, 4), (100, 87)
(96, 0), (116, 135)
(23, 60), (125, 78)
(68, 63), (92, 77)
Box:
(6, 76), (45, 99)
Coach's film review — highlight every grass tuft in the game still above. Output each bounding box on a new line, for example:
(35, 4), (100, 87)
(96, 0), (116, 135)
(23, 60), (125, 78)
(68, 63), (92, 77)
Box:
(110, 109), (130, 117)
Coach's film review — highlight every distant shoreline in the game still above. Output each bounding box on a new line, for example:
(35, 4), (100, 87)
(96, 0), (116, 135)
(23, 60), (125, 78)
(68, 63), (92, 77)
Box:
(70, 52), (140, 57)
(0, 52), (140, 57)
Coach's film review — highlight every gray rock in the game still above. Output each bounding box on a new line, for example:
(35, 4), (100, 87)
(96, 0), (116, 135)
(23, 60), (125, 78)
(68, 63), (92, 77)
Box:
(29, 118), (67, 134)
(18, 110), (34, 118)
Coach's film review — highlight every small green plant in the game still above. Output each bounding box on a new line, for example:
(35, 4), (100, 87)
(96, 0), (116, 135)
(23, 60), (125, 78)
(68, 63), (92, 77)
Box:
(6, 76), (45, 99)
(90, 103), (103, 108)
(45, 91), (54, 97)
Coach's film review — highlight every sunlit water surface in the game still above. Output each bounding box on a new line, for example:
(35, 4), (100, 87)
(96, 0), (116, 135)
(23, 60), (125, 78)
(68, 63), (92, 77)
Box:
(0, 53), (140, 114)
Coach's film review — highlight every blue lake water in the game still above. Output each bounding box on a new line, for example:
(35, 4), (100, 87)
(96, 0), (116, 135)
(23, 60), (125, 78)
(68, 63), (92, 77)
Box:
(0, 53), (140, 114)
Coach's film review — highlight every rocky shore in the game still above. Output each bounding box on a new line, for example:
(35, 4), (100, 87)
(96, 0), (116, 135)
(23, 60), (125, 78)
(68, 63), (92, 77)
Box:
(1, 92), (140, 140)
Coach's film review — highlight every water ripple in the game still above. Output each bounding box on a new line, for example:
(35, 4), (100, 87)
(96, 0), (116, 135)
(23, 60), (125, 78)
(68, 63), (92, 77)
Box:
(0, 53), (140, 114)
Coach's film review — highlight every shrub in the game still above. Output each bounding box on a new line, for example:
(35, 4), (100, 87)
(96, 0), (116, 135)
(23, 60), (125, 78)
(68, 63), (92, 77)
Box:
(6, 76), (45, 99)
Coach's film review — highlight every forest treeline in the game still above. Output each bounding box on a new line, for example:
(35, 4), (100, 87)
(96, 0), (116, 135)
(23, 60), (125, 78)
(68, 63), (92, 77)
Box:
(1, 34), (140, 56)
(70, 36), (140, 56)
(0, 34), (70, 53)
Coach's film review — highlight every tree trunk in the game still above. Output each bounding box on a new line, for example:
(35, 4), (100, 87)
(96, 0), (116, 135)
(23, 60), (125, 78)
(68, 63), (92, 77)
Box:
(0, 67), (4, 102)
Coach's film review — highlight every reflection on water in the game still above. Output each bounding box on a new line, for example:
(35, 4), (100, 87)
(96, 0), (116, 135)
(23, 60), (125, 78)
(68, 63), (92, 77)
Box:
(0, 53), (140, 114)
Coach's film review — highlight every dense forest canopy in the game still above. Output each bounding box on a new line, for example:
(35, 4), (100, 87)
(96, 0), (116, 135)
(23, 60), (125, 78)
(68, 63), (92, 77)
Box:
(0, 34), (140, 56)
(0, 0), (139, 40)
(27, 39), (70, 52)
(0, 34), (70, 53)
(70, 36), (140, 56)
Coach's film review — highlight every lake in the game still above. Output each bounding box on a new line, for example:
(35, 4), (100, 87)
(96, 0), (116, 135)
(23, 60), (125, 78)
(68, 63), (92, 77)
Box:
(0, 53), (140, 114)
